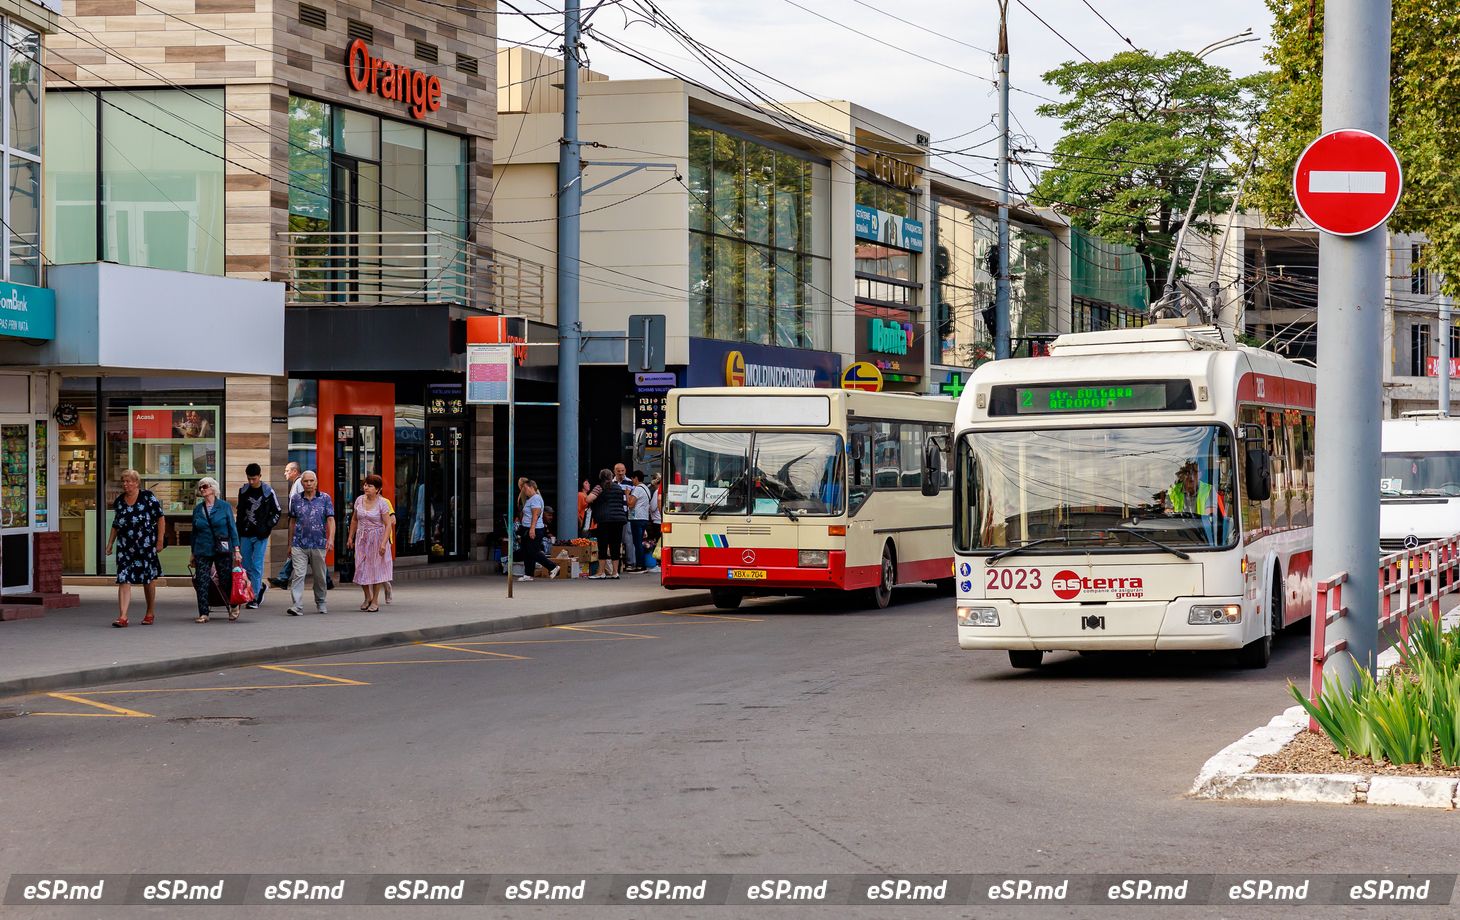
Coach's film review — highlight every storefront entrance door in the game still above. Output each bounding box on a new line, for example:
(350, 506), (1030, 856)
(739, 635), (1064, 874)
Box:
(334, 415), (382, 581)
(427, 421), (467, 562)
(0, 419), (34, 594)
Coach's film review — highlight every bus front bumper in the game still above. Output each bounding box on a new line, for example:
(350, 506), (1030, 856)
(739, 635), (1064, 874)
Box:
(955, 599), (1250, 651)
(661, 550), (849, 591)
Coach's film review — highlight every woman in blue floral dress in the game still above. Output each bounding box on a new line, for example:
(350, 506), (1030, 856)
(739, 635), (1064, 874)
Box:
(105, 469), (164, 627)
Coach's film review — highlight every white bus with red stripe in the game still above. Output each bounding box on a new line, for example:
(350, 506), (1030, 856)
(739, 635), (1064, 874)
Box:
(659, 387), (956, 609)
(951, 324), (1315, 669)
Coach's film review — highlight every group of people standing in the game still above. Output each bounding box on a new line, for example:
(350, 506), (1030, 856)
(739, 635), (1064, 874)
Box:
(579, 463), (661, 580)
(106, 462), (396, 626)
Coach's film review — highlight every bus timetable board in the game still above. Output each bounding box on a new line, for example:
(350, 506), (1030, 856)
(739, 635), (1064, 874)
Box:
(989, 381), (1195, 416)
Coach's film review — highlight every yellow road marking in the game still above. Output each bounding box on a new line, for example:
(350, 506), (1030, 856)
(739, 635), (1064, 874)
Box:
(657, 611), (764, 622)
(257, 665), (369, 685)
(30, 693), (153, 719)
(551, 624), (660, 639)
(417, 643), (528, 660)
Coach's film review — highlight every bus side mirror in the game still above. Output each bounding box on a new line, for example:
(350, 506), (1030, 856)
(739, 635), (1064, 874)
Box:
(1245, 448), (1272, 503)
(921, 438), (943, 497)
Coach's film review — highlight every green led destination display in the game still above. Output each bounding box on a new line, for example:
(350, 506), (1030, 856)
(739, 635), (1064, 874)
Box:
(988, 381), (1196, 416)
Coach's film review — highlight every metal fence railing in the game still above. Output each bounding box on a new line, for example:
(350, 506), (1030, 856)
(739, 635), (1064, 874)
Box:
(1309, 535), (1460, 731)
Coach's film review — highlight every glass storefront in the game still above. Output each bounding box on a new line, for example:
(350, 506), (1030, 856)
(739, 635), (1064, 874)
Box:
(58, 377), (226, 576)
(44, 89), (226, 275)
(931, 199), (1056, 367)
(286, 95), (469, 303)
(686, 121), (831, 351)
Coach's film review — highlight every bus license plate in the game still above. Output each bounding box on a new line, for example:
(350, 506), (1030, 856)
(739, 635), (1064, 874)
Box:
(728, 569), (766, 580)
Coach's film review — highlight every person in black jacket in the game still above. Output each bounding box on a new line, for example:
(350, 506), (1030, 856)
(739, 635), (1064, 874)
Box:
(587, 468), (626, 579)
(236, 462), (282, 609)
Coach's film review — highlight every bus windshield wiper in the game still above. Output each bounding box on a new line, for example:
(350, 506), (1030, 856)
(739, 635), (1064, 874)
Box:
(1110, 527), (1191, 560)
(987, 536), (1068, 563)
(699, 468), (749, 520)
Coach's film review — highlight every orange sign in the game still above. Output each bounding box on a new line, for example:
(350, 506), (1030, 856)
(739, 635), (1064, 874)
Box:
(345, 38), (442, 120)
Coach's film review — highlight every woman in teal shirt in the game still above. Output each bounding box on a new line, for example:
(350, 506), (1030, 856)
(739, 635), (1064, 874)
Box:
(192, 476), (243, 622)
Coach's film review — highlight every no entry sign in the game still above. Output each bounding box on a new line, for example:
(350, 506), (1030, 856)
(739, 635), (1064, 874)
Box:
(1292, 128), (1402, 236)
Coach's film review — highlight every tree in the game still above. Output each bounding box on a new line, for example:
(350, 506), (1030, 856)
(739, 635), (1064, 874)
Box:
(1030, 52), (1267, 304)
(1247, 0), (1460, 296)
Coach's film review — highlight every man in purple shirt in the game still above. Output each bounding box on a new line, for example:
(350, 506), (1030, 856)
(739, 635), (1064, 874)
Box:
(286, 470), (335, 615)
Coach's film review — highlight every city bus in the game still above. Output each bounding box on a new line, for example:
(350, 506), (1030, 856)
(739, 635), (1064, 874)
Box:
(659, 387), (956, 609)
(1380, 413), (1460, 552)
(951, 323), (1315, 669)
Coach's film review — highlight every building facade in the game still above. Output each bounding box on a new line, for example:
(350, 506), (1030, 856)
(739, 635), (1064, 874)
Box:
(29, 0), (529, 578)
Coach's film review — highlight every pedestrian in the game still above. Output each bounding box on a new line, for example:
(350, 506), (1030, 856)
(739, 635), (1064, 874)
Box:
(287, 470), (335, 616)
(516, 480), (559, 582)
(627, 470), (652, 574)
(577, 479), (591, 531)
(236, 462), (282, 610)
(105, 469), (164, 627)
(587, 468), (626, 579)
(645, 473), (663, 571)
(191, 477), (242, 623)
(270, 462), (303, 589)
(380, 494), (396, 605)
(347, 473), (395, 611)
(614, 462), (638, 571)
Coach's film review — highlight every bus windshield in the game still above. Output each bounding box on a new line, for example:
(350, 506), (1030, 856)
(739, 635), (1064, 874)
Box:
(956, 424), (1237, 552)
(665, 431), (845, 517)
(1381, 451), (1460, 496)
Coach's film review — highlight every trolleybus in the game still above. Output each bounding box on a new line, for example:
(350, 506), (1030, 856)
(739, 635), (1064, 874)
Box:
(660, 387), (956, 609)
(952, 323), (1315, 669)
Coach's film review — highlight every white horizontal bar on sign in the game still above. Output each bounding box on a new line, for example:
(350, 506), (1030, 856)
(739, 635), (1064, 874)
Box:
(1307, 170), (1387, 194)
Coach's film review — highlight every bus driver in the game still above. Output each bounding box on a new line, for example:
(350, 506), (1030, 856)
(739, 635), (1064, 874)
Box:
(1165, 460), (1226, 518)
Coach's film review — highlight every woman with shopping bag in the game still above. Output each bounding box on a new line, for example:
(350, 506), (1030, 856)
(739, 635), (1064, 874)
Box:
(191, 477), (243, 623)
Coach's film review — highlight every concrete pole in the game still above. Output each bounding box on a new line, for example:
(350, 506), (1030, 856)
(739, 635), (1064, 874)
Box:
(556, 0), (582, 539)
(994, 2), (1011, 360)
(1313, 0), (1390, 688)
(1441, 297), (1452, 416)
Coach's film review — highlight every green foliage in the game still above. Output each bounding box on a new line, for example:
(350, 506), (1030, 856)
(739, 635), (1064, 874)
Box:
(1249, 0), (1460, 296)
(1289, 617), (1460, 766)
(1031, 51), (1267, 303)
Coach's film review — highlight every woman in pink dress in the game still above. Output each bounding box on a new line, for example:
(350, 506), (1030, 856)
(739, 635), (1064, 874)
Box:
(347, 474), (396, 611)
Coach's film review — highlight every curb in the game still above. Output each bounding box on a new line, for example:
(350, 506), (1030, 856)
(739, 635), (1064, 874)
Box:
(0, 591), (714, 699)
(1191, 707), (1460, 811)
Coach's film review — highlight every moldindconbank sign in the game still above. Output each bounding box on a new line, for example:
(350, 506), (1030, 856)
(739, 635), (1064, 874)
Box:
(686, 338), (841, 389)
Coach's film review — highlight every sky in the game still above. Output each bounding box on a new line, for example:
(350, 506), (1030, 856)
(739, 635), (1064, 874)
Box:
(498, 0), (1276, 191)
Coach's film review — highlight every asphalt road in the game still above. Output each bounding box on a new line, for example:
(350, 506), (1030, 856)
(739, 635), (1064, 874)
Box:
(3, 587), (1457, 919)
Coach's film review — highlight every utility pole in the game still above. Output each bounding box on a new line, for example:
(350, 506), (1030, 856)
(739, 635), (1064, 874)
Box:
(994, 0), (1011, 360)
(556, 0), (583, 539)
(1441, 295), (1452, 416)
(1313, 0), (1391, 690)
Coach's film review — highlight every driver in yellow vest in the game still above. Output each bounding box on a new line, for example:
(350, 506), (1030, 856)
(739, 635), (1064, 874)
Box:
(1166, 460), (1226, 517)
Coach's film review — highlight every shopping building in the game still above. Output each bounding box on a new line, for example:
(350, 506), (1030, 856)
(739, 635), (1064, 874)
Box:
(25, 0), (534, 579)
(0, 0), (57, 597)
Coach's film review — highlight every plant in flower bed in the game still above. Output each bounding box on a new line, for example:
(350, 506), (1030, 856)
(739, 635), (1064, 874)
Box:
(1290, 617), (1460, 767)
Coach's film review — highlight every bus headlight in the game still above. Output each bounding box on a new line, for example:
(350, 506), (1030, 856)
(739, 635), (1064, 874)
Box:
(798, 550), (829, 567)
(1188, 604), (1242, 624)
(672, 547), (700, 565)
(958, 606), (1000, 627)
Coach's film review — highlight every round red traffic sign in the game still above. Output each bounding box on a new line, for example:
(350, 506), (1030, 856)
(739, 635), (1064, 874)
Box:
(1292, 128), (1402, 236)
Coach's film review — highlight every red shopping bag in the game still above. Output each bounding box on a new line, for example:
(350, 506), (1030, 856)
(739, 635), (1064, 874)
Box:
(230, 565), (255, 606)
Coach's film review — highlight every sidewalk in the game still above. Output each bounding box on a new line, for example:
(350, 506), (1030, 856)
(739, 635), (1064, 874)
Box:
(0, 574), (709, 698)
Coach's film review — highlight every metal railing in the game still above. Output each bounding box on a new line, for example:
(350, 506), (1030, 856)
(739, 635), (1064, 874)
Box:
(491, 250), (547, 323)
(283, 230), (476, 307)
(1309, 535), (1460, 731)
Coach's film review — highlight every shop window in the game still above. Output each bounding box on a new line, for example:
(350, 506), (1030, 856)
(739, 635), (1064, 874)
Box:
(43, 94), (99, 265)
(9, 157), (39, 285)
(288, 379), (319, 474)
(395, 401), (427, 558)
(7, 24), (39, 157)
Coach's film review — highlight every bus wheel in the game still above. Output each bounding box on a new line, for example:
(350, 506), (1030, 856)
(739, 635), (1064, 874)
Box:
(710, 589), (743, 610)
(1009, 650), (1044, 669)
(1269, 575), (1285, 638)
(865, 544), (895, 609)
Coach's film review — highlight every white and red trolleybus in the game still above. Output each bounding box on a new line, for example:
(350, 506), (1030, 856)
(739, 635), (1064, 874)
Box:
(951, 324), (1315, 669)
(659, 387), (957, 609)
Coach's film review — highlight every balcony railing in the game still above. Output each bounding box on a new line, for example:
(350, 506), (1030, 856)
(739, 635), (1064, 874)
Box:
(281, 230), (546, 321)
(282, 230), (474, 307)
